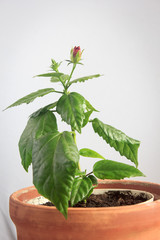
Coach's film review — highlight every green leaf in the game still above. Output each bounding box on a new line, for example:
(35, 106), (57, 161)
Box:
(68, 74), (101, 87)
(56, 92), (86, 133)
(82, 110), (92, 127)
(75, 169), (86, 176)
(60, 74), (69, 83)
(92, 118), (140, 167)
(32, 131), (79, 218)
(50, 77), (60, 82)
(19, 111), (58, 171)
(70, 176), (94, 206)
(93, 160), (145, 180)
(79, 148), (105, 159)
(82, 99), (98, 127)
(51, 74), (69, 83)
(50, 59), (62, 72)
(85, 99), (98, 112)
(35, 72), (64, 78)
(5, 88), (55, 109)
(30, 102), (57, 118)
(88, 175), (98, 185)
(35, 72), (69, 84)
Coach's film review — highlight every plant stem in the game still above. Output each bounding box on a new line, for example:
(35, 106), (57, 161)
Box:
(71, 128), (81, 171)
(54, 90), (64, 94)
(78, 163), (81, 171)
(53, 68), (66, 90)
(86, 171), (93, 177)
(59, 76), (66, 89)
(66, 63), (76, 87)
(71, 129), (76, 144)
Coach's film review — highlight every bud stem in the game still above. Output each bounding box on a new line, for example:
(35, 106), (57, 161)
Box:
(67, 63), (76, 87)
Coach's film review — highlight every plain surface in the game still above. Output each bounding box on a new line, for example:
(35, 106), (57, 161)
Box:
(0, 0), (160, 239)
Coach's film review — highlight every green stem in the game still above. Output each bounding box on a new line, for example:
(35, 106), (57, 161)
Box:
(66, 63), (76, 87)
(72, 130), (77, 145)
(71, 128), (81, 171)
(86, 171), (93, 177)
(60, 78), (66, 89)
(54, 90), (64, 94)
(78, 162), (81, 171)
(54, 68), (66, 90)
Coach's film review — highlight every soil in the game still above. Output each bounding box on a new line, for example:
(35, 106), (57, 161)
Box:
(42, 190), (149, 208)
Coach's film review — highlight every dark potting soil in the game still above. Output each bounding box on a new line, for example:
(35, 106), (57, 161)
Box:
(42, 190), (149, 208)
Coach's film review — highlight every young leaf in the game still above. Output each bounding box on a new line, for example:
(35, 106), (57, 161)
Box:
(70, 176), (94, 206)
(82, 110), (93, 127)
(67, 74), (101, 87)
(60, 74), (70, 83)
(50, 74), (69, 83)
(5, 88), (56, 109)
(85, 99), (98, 112)
(93, 160), (145, 180)
(50, 77), (60, 82)
(35, 72), (70, 85)
(35, 72), (64, 78)
(32, 131), (79, 218)
(56, 92), (86, 133)
(79, 148), (105, 159)
(92, 118), (140, 167)
(82, 99), (98, 127)
(50, 59), (62, 72)
(19, 111), (58, 172)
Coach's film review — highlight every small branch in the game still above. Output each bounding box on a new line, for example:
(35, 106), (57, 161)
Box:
(54, 90), (64, 94)
(59, 76), (66, 89)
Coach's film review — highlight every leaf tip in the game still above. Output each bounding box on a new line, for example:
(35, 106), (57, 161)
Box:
(33, 75), (37, 78)
(62, 209), (68, 220)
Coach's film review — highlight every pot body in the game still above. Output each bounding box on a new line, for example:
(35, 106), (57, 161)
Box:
(10, 180), (160, 240)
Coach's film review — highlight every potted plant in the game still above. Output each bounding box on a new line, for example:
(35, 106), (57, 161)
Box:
(7, 47), (160, 240)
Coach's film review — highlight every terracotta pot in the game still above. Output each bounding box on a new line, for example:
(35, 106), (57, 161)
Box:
(9, 180), (160, 240)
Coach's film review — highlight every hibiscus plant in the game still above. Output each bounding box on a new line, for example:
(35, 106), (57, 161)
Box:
(6, 46), (145, 218)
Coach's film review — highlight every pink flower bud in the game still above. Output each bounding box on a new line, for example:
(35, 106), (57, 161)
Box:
(73, 46), (81, 57)
(70, 46), (82, 63)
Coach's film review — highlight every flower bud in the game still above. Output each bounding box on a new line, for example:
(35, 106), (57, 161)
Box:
(70, 46), (82, 63)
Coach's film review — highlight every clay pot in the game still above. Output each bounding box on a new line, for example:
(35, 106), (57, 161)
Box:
(9, 180), (160, 240)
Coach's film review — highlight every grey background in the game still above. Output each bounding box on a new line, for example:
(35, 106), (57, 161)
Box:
(0, 0), (160, 239)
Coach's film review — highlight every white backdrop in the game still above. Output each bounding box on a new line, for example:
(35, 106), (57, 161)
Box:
(0, 0), (160, 239)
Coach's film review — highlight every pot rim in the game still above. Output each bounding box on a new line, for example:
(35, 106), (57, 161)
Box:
(10, 179), (160, 213)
